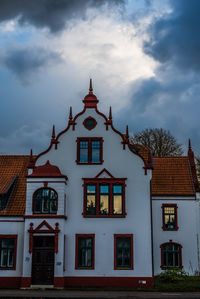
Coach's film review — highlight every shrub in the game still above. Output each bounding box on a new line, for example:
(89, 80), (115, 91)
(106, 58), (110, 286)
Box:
(156, 269), (188, 282)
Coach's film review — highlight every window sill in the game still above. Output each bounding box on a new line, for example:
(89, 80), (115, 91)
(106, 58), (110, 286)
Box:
(162, 227), (179, 231)
(76, 161), (104, 165)
(0, 267), (16, 270)
(114, 267), (133, 270)
(83, 214), (126, 218)
(160, 265), (183, 270)
(75, 267), (94, 270)
(24, 214), (67, 219)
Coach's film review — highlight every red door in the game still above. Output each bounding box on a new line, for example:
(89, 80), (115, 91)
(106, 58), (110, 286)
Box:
(32, 236), (55, 285)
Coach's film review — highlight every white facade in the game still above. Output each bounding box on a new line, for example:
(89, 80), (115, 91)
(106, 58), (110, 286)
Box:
(0, 84), (199, 288)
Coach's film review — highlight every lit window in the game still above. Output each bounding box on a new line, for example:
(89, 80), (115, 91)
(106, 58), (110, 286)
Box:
(75, 234), (95, 269)
(77, 138), (103, 164)
(162, 204), (178, 230)
(114, 235), (133, 270)
(83, 180), (126, 217)
(161, 242), (182, 269)
(0, 236), (17, 269)
(33, 188), (58, 214)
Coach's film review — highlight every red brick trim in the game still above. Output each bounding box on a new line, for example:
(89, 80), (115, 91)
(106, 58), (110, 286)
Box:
(76, 137), (103, 164)
(54, 277), (65, 288)
(64, 276), (153, 288)
(114, 234), (133, 270)
(75, 234), (95, 270)
(0, 235), (17, 270)
(83, 116), (97, 130)
(21, 277), (31, 288)
(160, 241), (183, 269)
(0, 277), (21, 288)
(162, 204), (178, 231)
(82, 178), (126, 217)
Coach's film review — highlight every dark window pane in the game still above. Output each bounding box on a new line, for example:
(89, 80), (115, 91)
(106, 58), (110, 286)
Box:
(80, 141), (89, 162)
(116, 237), (131, 268)
(0, 238), (15, 268)
(33, 188), (57, 214)
(78, 237), (93, 267)
(162, 243), (180, 268)
(91, 141), (100, 163)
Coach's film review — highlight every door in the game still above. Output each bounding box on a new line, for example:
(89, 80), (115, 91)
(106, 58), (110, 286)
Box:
(32, 236), (55, 285)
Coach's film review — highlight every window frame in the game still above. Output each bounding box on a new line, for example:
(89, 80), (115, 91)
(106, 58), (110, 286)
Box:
(76, 137), (103, 165)
(75, 234), (95, 270)
(162, 204), (178, 231)
(32, 187), (58, 215)
(83, 178), (126, 218)
(160, 241), (183, 269)
(0, 235), (17, 270)
(114, 234), (133, 270)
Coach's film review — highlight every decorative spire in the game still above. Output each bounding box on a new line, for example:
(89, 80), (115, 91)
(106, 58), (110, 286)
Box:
(109, 106), (112, 120)
(52, 125), (55, 139)
(83, 79), (99, 108)
(69, 106), (73, 120)
(126, 125), (129, 139)
(89, 78), (93, 94)
(30, 148), (33, 162)
(188, 138), (191, 151)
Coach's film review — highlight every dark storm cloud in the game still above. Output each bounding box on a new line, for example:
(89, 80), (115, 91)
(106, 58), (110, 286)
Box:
(0, 0), (125, 32)
(1, 47), (62, 82)
(144, 0), (200, 71)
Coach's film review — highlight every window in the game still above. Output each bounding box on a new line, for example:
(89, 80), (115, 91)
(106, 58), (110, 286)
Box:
(83, 117), (97, 130)
(114, 234), (133, 270)
(160, 242), (182, 269)
(83, 179), (126, 217)
(33, 188), (58, 214)
(162, 204), (178, 230)
(76, 137), (103, 164)
(75, 234), (95, 269)
(0, 235), (17, 270)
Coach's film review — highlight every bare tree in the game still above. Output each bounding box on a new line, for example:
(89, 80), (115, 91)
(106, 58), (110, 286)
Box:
(195, 156), (200, 182)
(131, 128), (183, 157)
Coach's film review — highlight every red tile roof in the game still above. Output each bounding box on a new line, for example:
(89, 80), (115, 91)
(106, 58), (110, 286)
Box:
(0, 154), (197, 216)
(152, 157), (195, 196)
(0, 156), (31, 216)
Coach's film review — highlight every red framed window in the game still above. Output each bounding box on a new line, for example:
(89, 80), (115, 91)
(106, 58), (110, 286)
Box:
(0, 235), (17, 270)
(83, 179), (126, 217)
(75, 234), (95, 269)
(76, 137), (103, 164)
(160, 242), (182, 269)
(162, 204), (178, 231)
(33, 188), (58, 214)
(114, 234), (133, 270)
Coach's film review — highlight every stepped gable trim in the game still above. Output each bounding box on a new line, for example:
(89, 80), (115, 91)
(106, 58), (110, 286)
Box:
(27, 160), (67, 179)
(33, 109), (152, 171)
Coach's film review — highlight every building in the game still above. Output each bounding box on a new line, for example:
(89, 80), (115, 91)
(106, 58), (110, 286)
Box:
(0, 80), (199, 288)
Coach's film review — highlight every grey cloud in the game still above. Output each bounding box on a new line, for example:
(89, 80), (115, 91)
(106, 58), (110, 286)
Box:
(144, 0), (200, 72)
(2, 47), (62, 83)
(0, 0), (125, 32)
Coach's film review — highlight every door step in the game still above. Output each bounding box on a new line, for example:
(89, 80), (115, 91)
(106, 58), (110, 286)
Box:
(30, 285), (54, 289)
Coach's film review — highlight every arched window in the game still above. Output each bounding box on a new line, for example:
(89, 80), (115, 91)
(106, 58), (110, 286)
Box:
(33, 188), (58, 214)
(160, 242), (182, 269)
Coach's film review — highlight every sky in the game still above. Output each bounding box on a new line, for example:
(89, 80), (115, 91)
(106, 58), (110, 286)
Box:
(0, 0), (200, 156)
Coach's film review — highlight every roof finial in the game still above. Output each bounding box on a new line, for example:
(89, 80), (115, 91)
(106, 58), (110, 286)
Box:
(126, 125), (129, 139)
(109, 106), (112, 120)
(52, 125), (55, 139)
(188, 138), (191, 151)
(89, 78), (93, 94)
(69, 106), (73, 120)
(30, 148), (33, 162)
